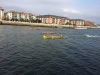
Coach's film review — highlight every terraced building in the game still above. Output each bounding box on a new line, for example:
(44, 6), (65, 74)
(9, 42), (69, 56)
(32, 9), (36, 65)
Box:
(37, 15), (70, 25)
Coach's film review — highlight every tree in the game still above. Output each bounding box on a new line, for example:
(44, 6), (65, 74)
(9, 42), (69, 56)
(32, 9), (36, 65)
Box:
(35, 19), (41, 23)
(10, 18), (14, 21)
(25, 19), (29, 22)
(20, 18), (24, 22)
(30, 18), (35, 23)
(65, 22), (71, 25)
(15, 19), (18, 21)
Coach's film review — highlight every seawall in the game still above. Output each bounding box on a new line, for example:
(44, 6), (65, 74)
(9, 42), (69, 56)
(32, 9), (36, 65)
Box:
(1, 20), (100, 29)
(1, 20), (74, 28)
(1, 21), (57, 27)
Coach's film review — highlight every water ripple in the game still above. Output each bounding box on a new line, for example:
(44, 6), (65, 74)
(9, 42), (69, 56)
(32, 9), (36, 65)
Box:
(0, 26), (100, 75)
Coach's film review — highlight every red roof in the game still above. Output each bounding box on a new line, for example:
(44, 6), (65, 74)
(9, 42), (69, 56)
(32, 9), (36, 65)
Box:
(7, 10), (35, 16)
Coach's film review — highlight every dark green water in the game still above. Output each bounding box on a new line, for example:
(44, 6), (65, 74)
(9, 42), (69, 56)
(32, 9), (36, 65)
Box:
(0, 25), (100, 75)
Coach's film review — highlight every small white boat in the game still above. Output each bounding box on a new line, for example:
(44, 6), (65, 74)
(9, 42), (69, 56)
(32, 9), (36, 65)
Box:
(29, 27), (40, 30)
(84, 34), (100, 37)
(75, 27), (87, 29)
(41, 32), (55, 34)
(84, 34), (90, 37)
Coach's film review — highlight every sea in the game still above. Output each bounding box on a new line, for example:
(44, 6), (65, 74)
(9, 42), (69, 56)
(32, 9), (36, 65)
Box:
(0, 25), (100, 75)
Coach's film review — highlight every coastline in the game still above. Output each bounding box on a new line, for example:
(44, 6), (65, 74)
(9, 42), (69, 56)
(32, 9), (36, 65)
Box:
(0, 20), (100, 29)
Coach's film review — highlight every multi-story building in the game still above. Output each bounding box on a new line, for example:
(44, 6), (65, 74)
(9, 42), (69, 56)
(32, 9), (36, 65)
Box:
(0, 7), (4, 20)
(70, 19), (85, 26)
(37, 15), (70, 25)
(37, 15), (86, 26)
(6, 10), (36, 21)
(85, 20), (94, 26)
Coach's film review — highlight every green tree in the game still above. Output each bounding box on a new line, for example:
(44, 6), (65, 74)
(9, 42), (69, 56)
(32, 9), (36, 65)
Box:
(25, 19), (29, 22)
(20, 18), (24, 22)
(65, 22), (71, 25)
(30, 19), (35, 23)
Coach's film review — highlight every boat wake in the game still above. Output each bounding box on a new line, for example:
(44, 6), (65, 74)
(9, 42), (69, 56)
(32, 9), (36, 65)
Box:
(84, 34), (100, 37)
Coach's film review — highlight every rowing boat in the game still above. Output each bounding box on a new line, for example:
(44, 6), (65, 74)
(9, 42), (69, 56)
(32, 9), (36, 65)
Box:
(43, 35), (65, 39)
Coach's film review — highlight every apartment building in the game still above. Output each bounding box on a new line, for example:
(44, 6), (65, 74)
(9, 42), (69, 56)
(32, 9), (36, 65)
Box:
(85, 20), (94, 26)
(6, 10), (36, 21)
(37, 15), (86, 26)
(70, 19), (85, 26)
(37, 15), (70, 25)
(0, 7), (4, 20)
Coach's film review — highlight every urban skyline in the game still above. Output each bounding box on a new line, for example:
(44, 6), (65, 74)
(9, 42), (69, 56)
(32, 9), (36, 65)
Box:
(0, 0), (100, 24)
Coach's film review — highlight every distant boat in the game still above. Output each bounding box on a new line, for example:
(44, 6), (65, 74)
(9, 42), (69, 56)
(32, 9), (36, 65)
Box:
(55, 25), (63, 28)
(41, 32), (55, 34)
(84, 34), (100, 37)
(84, 34), (90, 37)
(75, 27), (87, 29)
(57, 26), (63, 28)
(29, 27), (40, 30)
(29, 28), (33, 30)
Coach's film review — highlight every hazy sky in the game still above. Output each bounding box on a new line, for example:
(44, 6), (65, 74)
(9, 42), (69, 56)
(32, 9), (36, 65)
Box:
(0, 0), (100, 24)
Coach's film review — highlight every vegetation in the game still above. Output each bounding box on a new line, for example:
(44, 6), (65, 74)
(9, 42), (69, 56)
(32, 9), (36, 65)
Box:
(84, 24), (90, 26)
(35, 19), (41, 23)
(20, 18), (24, 22)
(30, 18), (35, 23)
(25, 19), (29, 22)
(65, 22), (71, 25)
(3, 17), (42, 23)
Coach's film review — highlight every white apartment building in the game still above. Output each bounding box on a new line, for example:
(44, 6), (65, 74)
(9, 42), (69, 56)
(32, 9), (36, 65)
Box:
(70, 19), (85, 26)
(6, 10), (36, 21)
(0, 7), (4, 20)
(37, 15), (70, 25)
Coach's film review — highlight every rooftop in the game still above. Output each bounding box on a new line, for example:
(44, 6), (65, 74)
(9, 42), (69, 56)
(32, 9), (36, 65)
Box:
(37, 15), (70, 19)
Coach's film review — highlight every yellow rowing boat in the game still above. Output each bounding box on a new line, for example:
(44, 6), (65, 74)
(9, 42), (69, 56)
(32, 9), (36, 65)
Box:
(43, 35), (65, 39)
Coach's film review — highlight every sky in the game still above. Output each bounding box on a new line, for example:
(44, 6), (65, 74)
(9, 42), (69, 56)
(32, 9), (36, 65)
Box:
(0, 0), (100, 24)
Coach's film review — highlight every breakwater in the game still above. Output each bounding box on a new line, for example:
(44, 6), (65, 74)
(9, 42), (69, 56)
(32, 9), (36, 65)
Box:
(0, 20), (100, 29)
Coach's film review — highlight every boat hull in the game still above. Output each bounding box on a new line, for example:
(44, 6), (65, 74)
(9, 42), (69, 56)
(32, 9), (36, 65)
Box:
(43, 35), (65, 39)
(75, 28), (87, 29)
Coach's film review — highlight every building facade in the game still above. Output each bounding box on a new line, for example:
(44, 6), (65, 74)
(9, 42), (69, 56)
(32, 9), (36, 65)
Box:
(70, 19), (85, 26)
(37, 15), (70, 25)
(85, 20), (94, 26)
(37, 15), (86, 26)
(0, 7), (4, 20)
(6, 10), (36, 21)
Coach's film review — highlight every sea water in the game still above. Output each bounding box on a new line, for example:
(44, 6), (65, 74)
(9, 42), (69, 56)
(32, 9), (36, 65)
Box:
(0, 25), (100, 75)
